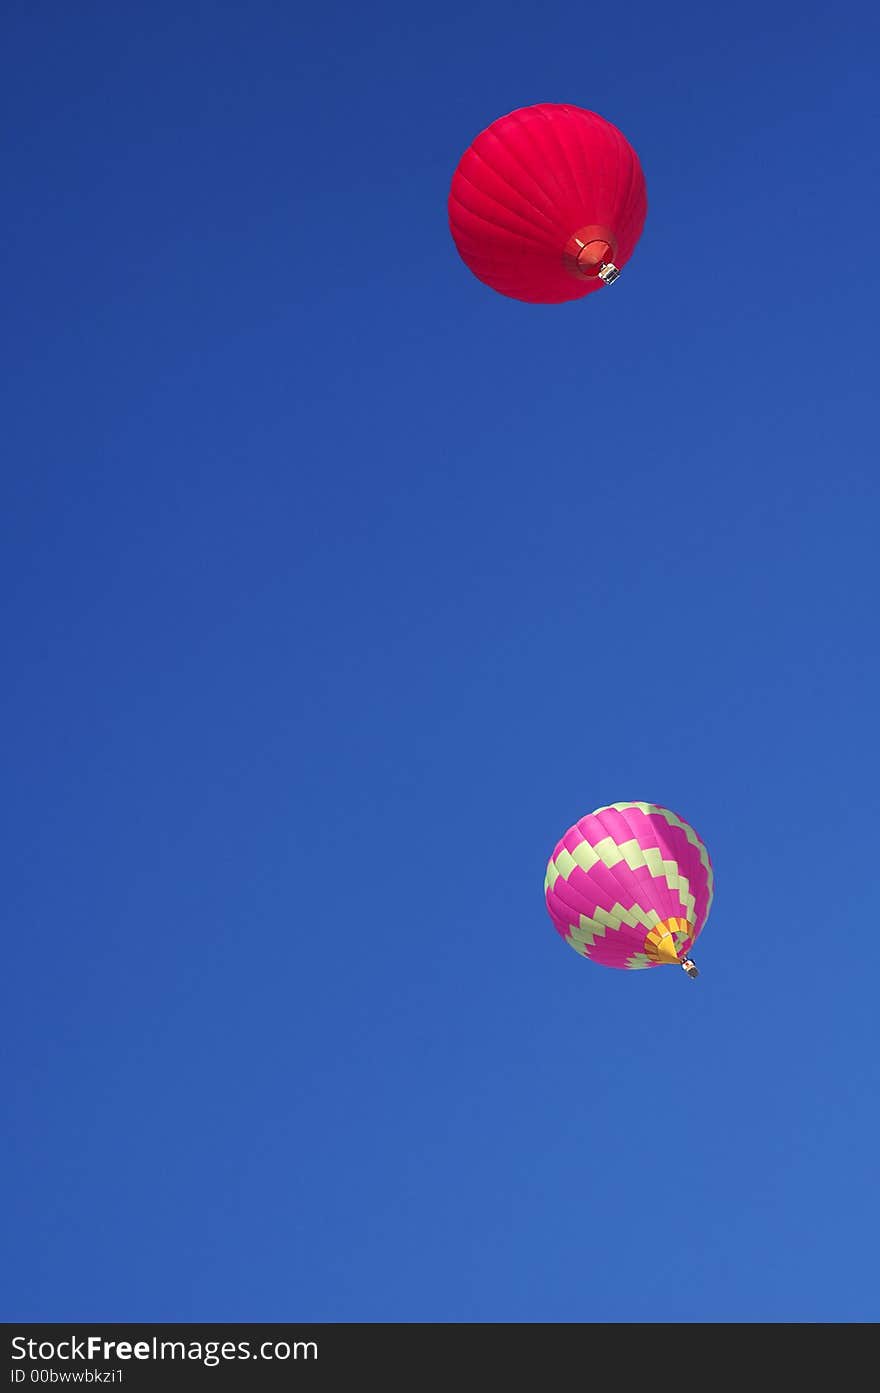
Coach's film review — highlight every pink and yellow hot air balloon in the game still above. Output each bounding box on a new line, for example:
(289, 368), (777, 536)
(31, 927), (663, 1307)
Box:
(544, 803), (714, 979)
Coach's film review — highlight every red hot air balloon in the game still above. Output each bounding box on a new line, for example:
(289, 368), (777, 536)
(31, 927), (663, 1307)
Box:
(448, 103), (647, 304)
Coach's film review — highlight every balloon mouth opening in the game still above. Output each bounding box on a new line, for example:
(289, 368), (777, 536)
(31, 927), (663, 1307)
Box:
(579, 240), (612, 269)
(645, 918), (693, 965)
(564, 226), (619, 280)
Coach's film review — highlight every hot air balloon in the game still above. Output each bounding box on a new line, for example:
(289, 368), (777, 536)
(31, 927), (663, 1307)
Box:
(544, 803), (713, 978)
(448, 103), (647, 304)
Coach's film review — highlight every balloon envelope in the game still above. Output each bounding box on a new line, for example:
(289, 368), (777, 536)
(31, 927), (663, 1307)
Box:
(448, 103), (648, 304)
(544, 803), (714, 970)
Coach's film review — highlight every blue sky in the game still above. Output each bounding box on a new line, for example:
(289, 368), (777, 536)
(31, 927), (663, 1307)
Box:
(4, 0), (879, 1323)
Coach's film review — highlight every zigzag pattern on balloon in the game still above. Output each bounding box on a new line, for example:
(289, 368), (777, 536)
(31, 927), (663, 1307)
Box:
(546, 841), (698, 921)
(543, 803), (713, 971)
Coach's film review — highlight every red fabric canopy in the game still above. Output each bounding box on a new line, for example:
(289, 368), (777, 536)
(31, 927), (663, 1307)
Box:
(448, 104), (648, 304)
